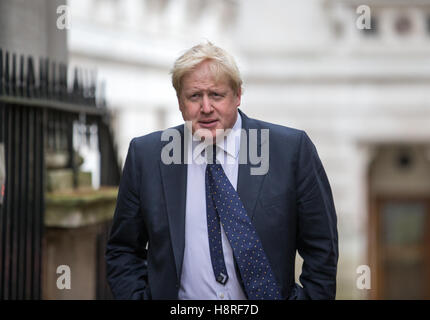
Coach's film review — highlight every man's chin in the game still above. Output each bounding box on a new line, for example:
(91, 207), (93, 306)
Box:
(193, 126), (223, 143)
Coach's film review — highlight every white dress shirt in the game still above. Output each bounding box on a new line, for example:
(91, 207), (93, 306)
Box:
(178, 112), (247, 300)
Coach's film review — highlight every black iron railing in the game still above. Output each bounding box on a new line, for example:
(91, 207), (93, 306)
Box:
(0, 48), (120, 299)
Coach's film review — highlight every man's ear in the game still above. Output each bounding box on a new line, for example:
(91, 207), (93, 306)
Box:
(177, 93), (184, 112)
(235, 87), (242, 107)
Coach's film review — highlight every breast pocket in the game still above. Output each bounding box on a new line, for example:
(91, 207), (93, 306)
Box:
(260, 193), (286, 209)
(255, 193), (289, 234)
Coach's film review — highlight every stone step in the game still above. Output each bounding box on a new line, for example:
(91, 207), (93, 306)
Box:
(44, 187), (118, 228)
(47, 169), (93, 192)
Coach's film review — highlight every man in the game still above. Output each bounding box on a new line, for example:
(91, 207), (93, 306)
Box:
(106, 42), (338, 300)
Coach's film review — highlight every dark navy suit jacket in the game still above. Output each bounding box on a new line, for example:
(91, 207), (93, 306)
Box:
(106, 109), (338, 300)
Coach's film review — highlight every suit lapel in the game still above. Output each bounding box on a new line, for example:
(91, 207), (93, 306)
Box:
(237, 109), (268, 221)
(159, 125), (187, 284)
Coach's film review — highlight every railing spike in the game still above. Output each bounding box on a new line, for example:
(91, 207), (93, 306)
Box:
(45, 57), (50, 98)
(0, 48), (3, 96)
(60, 63), (67, 99)
(19, 55), (25, 97)
(89, 69), (97, 105)
(51, 61), (56, 99)
(39, 57), (44, 98)
(73, 67), (80, 102)
(12, 53), (17, 96)
(5, 51), (9, 95)
(27, 56), (35, 98)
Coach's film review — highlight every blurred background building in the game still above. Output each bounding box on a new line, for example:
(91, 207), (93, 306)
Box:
(1, 0), (430, 299)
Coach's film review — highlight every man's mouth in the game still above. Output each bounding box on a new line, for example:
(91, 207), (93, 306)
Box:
(198, 119), (218, 128)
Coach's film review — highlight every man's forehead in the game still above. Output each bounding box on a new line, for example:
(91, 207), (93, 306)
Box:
(184, 82), (230, 91)
(182, 74), (231, 90)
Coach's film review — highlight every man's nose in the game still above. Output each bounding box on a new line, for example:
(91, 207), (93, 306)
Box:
(201, 95), (212, 113)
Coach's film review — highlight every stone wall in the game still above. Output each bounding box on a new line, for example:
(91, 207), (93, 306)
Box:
(0, 0), (68, 63)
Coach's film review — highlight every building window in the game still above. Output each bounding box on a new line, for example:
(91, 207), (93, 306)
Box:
(426, 14), (430, 35)
(332, 21), (344, 39)
(394, 15), (413, 36)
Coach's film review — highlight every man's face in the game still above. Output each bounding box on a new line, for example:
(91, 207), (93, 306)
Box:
(178, 60), (241, 141)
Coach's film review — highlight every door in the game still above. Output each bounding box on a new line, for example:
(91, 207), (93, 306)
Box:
(376, 199), (430, 299)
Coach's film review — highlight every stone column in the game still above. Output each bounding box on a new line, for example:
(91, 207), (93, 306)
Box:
(0, 0), (68, 63)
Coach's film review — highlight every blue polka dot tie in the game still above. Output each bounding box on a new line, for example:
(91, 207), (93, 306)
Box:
(205, 146), (282, 300)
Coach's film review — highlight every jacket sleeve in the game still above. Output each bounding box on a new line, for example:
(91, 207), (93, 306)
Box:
(290, 131), (339, 300)
(105, 138), (150, 299)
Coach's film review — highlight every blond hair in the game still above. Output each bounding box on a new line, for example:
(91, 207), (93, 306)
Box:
(170, 42), (242, 96)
